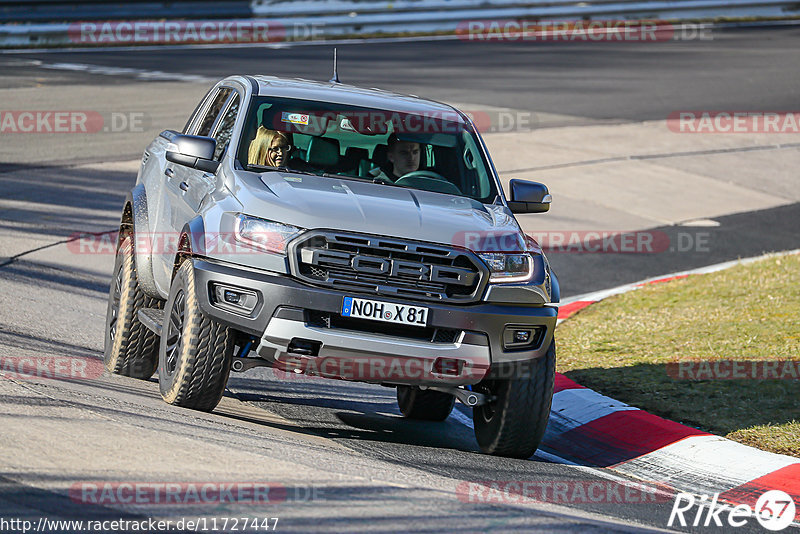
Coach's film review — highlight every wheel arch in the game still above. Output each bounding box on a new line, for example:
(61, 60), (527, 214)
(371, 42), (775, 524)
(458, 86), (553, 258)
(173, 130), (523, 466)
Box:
(122, 185), (160, 299)
(172, 216), (207, 280)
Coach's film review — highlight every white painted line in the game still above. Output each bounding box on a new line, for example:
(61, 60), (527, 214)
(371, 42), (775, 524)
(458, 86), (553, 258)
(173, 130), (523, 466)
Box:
(679, 218), (720, 227)
(37, 61), (215, 82)
(551, 388), (638, 432)
(560, 284), (638, 306)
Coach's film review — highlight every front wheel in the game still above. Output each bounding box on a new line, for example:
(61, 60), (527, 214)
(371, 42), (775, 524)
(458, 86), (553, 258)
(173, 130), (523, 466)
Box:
(472, 341), (556, 458)
(158, 259), (234, 412)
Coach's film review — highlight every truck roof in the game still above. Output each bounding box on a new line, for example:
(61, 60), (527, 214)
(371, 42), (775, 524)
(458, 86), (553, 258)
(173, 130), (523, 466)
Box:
(248, 75), (464, 118)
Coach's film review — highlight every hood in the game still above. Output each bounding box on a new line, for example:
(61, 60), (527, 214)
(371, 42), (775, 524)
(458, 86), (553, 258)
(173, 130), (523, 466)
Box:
(234, 171), (525, 251)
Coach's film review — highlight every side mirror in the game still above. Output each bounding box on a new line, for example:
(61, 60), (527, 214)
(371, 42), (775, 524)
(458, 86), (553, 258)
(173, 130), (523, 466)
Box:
(166, 134), (219, 173)
(506, 179), (552, 214)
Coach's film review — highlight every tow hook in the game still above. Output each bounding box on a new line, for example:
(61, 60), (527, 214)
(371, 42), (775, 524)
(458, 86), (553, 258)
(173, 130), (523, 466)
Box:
(426, 386), (489, 407)
(231, 338), (271, 372)
(231, 358), (272, 373)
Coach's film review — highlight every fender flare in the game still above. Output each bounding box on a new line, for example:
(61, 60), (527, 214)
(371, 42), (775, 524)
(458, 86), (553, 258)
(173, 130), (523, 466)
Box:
(123, 184), (160, 299)
(174, 216), (207, 276)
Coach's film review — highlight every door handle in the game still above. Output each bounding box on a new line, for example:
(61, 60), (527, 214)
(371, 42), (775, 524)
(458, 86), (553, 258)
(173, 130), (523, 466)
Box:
(164, 168), (174, 178)
(179, 181), (189, 191)
(202, 172), (216, 180)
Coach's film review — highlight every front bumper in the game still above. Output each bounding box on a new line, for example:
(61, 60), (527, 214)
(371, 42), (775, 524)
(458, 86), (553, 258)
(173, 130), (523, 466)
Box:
(192, 258), (557, 385)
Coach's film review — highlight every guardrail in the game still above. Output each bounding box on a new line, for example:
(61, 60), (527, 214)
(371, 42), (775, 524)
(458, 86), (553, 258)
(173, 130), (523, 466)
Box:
(0, 1), (253, 22)
(256, 0), (797, 30)
(251, 0), (799, 18)
(1, 0), (798, 48)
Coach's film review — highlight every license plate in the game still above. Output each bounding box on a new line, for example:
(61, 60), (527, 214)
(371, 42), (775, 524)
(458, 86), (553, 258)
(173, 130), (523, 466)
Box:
(341, 297), (428, 327)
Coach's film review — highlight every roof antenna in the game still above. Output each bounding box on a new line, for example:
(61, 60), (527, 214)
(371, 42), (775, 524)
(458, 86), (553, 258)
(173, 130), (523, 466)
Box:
(329, 47), (340, 84)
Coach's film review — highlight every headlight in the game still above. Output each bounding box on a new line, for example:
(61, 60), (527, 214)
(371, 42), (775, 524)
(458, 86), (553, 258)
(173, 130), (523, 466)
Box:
(478, 253), (534, 283)
(234, 214), (303, 255)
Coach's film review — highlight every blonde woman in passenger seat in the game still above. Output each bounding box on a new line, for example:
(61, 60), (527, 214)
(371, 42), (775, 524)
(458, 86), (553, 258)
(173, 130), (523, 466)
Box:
(248, 126), (293, 167)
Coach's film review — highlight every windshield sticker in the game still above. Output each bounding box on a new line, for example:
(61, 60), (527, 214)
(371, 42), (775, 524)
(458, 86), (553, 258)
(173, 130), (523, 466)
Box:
(281, 112), (309, 126)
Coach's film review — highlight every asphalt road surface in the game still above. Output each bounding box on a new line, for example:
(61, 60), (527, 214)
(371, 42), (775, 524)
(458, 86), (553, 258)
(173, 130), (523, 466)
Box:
(1, 28), (798, 532)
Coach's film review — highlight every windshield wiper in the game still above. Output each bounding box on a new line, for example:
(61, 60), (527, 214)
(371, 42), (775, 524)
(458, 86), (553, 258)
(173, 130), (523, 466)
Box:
(246, 164), (289, 173)
(248, 164), (403, 186)
(247, 164), (334, 178)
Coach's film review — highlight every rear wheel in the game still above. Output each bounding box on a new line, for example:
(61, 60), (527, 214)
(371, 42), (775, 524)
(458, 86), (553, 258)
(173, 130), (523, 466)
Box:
(158, 259), (234, 411)
(473, 341), (556, 458)
(104, 234), (162, 379)
(397, 385), (455, 421)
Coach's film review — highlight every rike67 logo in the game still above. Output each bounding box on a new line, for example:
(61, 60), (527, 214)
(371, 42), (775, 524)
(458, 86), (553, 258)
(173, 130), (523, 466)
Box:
(669, 490), (796, 531)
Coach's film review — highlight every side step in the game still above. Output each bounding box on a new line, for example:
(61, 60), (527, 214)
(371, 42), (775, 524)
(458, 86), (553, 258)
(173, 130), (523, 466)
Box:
(137, 308), (165, 336)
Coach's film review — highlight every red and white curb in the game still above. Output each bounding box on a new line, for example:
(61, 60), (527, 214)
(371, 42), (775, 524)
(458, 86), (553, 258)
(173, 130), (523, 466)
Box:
(454, 250), (800, 516)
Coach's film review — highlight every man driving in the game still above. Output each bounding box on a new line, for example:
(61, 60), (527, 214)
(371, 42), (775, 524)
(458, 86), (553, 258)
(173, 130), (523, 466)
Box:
(370, 133), (421, 182)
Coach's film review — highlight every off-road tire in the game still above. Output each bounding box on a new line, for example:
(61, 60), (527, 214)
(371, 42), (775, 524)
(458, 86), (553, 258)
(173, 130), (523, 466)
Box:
(104, 235), (162, 379)
(397, 385), (455, 421)
(473, 341), (556, 458)
(158, 259), (234, 411)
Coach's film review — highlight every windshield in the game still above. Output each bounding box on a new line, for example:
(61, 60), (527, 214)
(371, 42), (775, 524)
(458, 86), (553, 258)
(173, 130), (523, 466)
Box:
(237, 96), (499, 203)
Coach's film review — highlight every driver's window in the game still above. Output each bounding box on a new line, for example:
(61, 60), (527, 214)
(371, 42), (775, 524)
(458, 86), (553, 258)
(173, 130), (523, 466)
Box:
(211, 93), (240, 161)
(196, 88), (232, 137)
(183, 87), (215, 134)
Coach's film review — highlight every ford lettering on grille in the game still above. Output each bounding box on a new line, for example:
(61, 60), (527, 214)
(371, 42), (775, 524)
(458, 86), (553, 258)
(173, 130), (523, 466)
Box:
(305, 249), (477, 286)
(289, 231), (487, 303)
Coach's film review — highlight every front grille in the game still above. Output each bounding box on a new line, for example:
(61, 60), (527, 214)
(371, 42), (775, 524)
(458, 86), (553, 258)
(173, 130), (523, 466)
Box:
(288, 231), (487, 303)
(306, 310), (460, 343)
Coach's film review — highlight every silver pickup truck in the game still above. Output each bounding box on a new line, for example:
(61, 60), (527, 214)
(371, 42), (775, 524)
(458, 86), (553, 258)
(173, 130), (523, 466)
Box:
(104, 75), (560, 458)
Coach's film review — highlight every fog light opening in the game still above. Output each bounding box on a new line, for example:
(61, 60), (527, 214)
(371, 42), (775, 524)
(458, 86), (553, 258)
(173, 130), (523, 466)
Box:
(211, 283), (258, 314)
(502, 325), (544, 350)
